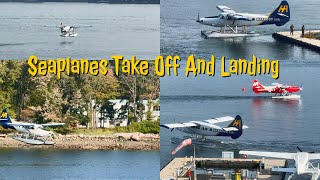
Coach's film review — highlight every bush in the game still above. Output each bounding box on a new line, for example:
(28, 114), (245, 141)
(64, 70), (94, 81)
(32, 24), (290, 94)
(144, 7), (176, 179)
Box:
(127, 119), (160, 134)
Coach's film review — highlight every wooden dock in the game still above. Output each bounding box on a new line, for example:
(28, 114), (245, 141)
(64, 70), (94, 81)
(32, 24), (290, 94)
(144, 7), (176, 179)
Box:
(272, 30), (320, 52)
(160, 157), (287, 180)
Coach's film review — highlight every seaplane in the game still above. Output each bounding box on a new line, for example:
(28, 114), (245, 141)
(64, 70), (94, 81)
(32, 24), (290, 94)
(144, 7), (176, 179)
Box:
(253, 79), (302, 99)
(45, 23), (92, 37)
(0, 109), (65, 145)
(161, 115), (248, 140)
(196, 1), (290, 38)
(240, 148), (320, 180)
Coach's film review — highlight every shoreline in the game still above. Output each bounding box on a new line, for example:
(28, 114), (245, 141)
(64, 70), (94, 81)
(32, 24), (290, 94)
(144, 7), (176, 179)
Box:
(0, 132), (159, 151)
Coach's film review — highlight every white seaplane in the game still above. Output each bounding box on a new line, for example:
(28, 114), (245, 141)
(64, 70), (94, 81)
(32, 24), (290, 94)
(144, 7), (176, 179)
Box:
(161, 115), (248, 140)
(0, 109), (65, 145)
(240, 148), (320, 180)
(197, 1), (290, 38)
(45, 23), (92, 37)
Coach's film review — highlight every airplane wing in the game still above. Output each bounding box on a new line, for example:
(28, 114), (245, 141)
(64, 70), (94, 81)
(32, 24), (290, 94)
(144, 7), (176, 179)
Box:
(160, 122), (197, 129)
(44, 25), (63, 28)
(309, 153), (320, 160)
(7, 122), (34, 126)
(272, 167), (296, 173)
(239, 151), (296, 159)
(72, 25), (92, 28)
(216, 5), (236, 13)
(204, 116), (234, 124)
(41, 123), (65, 127)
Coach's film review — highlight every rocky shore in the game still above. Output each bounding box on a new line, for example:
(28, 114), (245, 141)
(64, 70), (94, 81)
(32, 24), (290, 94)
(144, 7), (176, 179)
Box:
(0, 133), (159, 151)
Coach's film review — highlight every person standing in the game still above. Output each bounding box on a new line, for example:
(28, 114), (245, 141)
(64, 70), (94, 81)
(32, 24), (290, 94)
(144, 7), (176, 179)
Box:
(302, 25), (305, 37)
(290, 24), (294, 36)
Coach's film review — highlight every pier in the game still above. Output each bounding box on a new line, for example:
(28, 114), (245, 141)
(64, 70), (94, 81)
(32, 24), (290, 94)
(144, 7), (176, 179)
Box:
(160, 157), (287, 180)
(272, 30), (320, 52)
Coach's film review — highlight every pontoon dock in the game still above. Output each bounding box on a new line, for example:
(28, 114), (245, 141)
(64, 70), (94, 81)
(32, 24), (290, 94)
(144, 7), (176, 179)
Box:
(272, 30), (320, 52)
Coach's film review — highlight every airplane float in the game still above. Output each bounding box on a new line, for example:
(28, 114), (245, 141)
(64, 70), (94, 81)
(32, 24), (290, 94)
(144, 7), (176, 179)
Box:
(253, 79), (302, 99)
(196, 1), (290, 38)
(161, 115), (248, 140)
(0, 109), (65, 145)
(45, 23), (92, 37)
(240, 148), (320, 180)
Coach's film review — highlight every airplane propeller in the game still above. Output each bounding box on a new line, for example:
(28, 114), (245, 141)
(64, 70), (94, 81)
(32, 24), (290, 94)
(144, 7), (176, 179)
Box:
(196, 13), (200, 22)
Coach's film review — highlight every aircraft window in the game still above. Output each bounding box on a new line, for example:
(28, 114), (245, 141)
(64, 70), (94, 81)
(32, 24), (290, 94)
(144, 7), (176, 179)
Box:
(205, 128), (208, 131)
(210, 128), (212, 131)
(202, 127), (204, 130)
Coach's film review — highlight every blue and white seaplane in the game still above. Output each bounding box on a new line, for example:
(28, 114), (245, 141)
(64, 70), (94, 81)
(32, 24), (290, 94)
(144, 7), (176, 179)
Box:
(0, 109), (64, 145)
(197, 1), (290, 38)
(161, 115), (248, 140)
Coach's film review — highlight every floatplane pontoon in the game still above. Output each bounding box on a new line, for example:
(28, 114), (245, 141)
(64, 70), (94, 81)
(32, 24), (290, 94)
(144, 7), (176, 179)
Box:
(201, 25), (259, 38)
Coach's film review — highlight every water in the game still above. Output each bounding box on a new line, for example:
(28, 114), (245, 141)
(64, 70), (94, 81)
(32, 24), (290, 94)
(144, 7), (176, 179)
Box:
(0, 2), (159, 59)
(160, 0), (320, 178)
(0, 148), (159, 179)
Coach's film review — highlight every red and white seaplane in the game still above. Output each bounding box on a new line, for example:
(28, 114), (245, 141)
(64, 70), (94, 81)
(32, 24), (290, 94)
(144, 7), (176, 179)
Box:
(252, 79), (302, 99)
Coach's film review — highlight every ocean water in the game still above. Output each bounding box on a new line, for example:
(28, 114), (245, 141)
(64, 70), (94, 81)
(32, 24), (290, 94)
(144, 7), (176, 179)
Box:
(0, 148), (159, 180)
(160, 1), (320, 179)
(0, 2), (159, 59)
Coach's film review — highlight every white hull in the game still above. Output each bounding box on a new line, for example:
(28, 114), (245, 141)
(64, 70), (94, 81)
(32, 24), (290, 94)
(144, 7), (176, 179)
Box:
(272, 94), (301, 99)
(61, 33), (78, 37)
(13, 136), (55, 145)
(201, 30), (259, 38)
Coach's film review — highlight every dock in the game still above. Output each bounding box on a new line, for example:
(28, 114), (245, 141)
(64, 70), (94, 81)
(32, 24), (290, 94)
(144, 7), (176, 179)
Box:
(160, 157), (287, 180)
(272, 30), (320, 52)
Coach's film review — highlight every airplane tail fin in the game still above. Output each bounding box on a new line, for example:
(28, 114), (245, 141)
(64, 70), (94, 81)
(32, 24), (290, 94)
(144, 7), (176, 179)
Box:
(0, 109), (12, 129)
(228, 115), (243, 139)
(268, 0), (290, 26)
(252, 79), (264, 94)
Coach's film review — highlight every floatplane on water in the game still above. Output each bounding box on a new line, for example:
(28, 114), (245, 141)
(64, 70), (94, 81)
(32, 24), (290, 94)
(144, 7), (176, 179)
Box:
(253, 79), (302, 99)
(196, 1), (290, 38)
(161, 115), (249, 141)
(0, 109), (65, 145)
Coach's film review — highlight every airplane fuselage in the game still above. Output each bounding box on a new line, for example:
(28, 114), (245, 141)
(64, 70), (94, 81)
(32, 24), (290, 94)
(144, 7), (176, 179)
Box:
(3, 123), (53, 137)
(294, 152), (309, 175)
(199, 13), (282, 27)
(253, 85), (301, 94)
(175, 121), (241, 139)
(176, 126), (230, 136)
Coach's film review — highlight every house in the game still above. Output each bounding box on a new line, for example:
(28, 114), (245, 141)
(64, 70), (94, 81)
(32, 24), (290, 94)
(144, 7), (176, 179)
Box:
(92, 99), (160, 128)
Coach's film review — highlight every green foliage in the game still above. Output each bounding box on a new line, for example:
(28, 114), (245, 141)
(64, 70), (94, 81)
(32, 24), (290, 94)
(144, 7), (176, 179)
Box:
(0, 60), (159, 131)
(127, 119), (160, 134)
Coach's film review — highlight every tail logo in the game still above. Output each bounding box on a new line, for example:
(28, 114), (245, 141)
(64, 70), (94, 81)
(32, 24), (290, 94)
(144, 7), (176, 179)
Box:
(278, 5), (289, 13)
(233, 119), (241, 127)
(1, 112), (7, 118)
